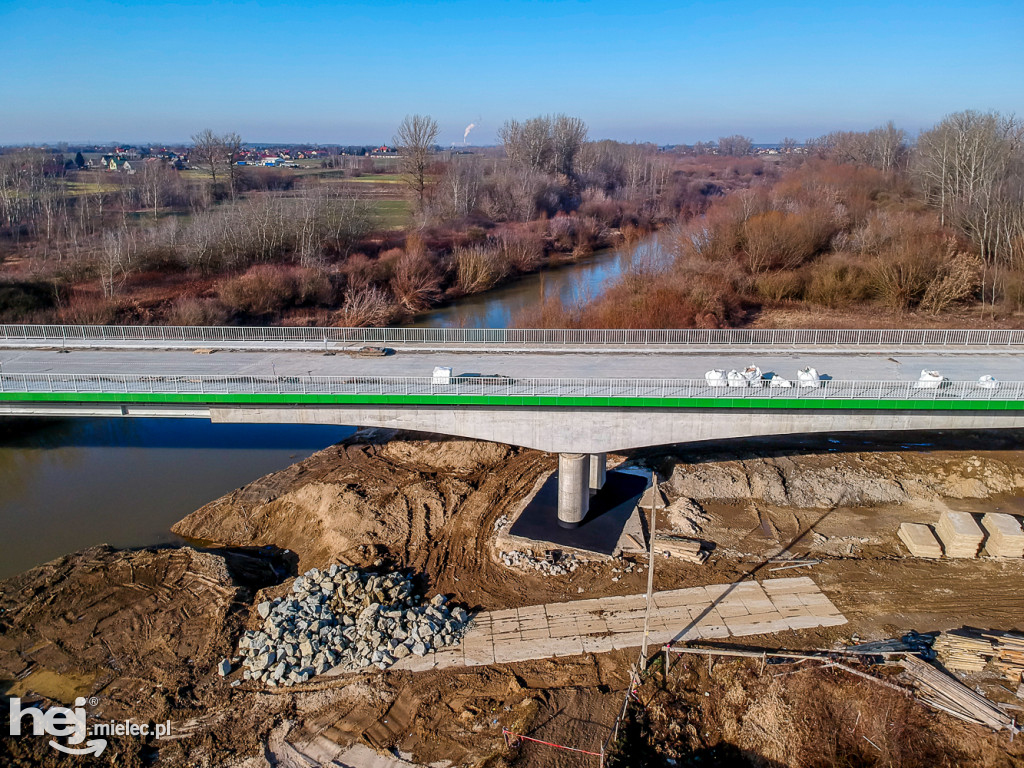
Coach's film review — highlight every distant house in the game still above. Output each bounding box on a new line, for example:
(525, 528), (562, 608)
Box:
(107, 158), (136, 174)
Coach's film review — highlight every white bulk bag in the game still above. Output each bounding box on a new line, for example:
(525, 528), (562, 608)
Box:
(797, 366), (821, 388)
(727, 369), (749, 387)
(742, 365), (764, 386)
(769, 375), (793, 388)
(432, 366), (453, 384)
(978, 375), (1000, 390)
(914, 369), (946, 389)
(705, 369), (727, 387)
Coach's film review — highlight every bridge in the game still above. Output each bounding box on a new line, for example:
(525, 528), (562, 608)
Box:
(2, 324), (1024, 527)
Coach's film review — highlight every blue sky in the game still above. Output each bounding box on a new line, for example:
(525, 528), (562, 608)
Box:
(1, 0), (1021, 145)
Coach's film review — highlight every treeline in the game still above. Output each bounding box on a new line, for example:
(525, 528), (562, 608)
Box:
(0, 113), (760, 325)
(517, 110), (1024, 329)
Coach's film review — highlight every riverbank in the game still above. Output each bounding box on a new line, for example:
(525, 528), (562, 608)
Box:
(4, 429), (1024, 765)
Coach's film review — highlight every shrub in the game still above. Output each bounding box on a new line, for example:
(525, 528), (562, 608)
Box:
(390, 249), (442, 311)
(166, 296), (230, 326)
(218, 265), (297, 316)
(453, 245), (509, 294)
(494, 229), (544, 272)
(58, 294), (120, 325)
(1000, 270), (1024, 313)
(919, 251), (982, 313)
(294, 267), (336, 307)
(868, 251), (937, 310)
(740, 207), (835, 274)
(754, 270), (805, 303)
(335, 284), (398, 326)
(803, 256), (871, 308)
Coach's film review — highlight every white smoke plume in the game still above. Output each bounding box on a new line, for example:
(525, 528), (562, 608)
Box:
(463, 123), (477, 143)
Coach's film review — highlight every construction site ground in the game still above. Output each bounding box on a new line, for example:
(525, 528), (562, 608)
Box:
(2, 428), (1024, 767)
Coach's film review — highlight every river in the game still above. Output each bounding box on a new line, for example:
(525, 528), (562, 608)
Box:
(412, 237), (664, 327)
(0, 239), (642, 579)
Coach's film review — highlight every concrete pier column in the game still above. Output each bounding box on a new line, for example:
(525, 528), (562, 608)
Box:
(557, 453), (590, 528)
(589, 452), (607, 495)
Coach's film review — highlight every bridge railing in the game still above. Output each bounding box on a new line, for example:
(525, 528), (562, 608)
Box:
(1, 373), (1022, 403)
(2, 325), (1024, 347)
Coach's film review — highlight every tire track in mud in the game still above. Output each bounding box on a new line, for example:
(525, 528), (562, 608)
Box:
(414, 450), (556, 608)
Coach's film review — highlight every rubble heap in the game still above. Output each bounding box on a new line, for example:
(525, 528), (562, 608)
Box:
(235, 564), (469, 686)
(499, 549), (579, 575)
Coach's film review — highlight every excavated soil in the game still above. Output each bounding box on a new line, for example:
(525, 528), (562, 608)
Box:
(4, 428), (1024, 766)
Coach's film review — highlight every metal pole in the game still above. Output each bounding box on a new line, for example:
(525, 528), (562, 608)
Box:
(640, 471), (657, 670)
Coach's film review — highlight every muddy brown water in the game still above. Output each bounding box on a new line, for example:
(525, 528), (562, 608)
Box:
(0, 418), (354, 579)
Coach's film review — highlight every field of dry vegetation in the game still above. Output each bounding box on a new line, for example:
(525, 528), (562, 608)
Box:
(517, 113), (1024, 330)
(1, 111), (1021, 329)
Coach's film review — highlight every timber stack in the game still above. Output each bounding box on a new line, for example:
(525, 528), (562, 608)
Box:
(933, 628), (991, 673)
(654, 534), (709, 564)
(899, 655), (1018, 732)
(984, 630), (1024, 684)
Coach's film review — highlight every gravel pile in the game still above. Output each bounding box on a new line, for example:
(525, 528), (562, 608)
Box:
(233, 564), (469, 686)
(499, 549), (578, 576)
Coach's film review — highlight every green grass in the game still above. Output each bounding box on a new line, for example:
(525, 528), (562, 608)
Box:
(372, 199), (411, 229)
(342, 173), (403, 184)
(57, 180), (120, 196)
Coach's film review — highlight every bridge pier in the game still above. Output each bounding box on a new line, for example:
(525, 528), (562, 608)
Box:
(589, 452), (606, 495)
(557, 453), (590, 528)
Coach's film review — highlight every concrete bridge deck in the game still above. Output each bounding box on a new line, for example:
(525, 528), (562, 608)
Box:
(0, 346), (1021, 382)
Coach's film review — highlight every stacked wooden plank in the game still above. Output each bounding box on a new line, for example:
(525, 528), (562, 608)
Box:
(899, 655), (1016, 731)
(898, 523), (943, 558)
(654, 534), (708, 564)
(980, 513), (1024, 558)
(933, 629), (993, 673)
(983, 631), (1024, 684)
(935, 510), (984, 558)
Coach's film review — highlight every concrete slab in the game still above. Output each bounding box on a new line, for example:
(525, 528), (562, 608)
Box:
(581, 636), (616, 654)
(714, 600), (751, 618)
(762, 576), (817, 593)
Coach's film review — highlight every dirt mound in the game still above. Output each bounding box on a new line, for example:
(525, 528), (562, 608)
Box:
(665, 451), (1024, 508)
(172, 432), (569, 609)
(0, 544), (287, 766)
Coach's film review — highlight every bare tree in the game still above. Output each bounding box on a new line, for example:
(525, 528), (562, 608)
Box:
(98, 228), (136, 297)
(551, 115), (588, 179)
(222, 131), (244, 197)
(393, 114), (440, 210)
(190, 129), (223, 186)
(499, 114), (588, 179)
(915, 110), (1024, 307)
(718, 135), (754, 156)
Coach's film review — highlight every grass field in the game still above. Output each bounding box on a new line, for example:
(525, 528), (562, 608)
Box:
(342, 173), (403, 184)
(372, 199), (411, 229)
(61, 180), (120, 195)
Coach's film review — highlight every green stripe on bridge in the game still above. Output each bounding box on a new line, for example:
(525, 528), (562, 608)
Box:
(1, 391), (1022, 411)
